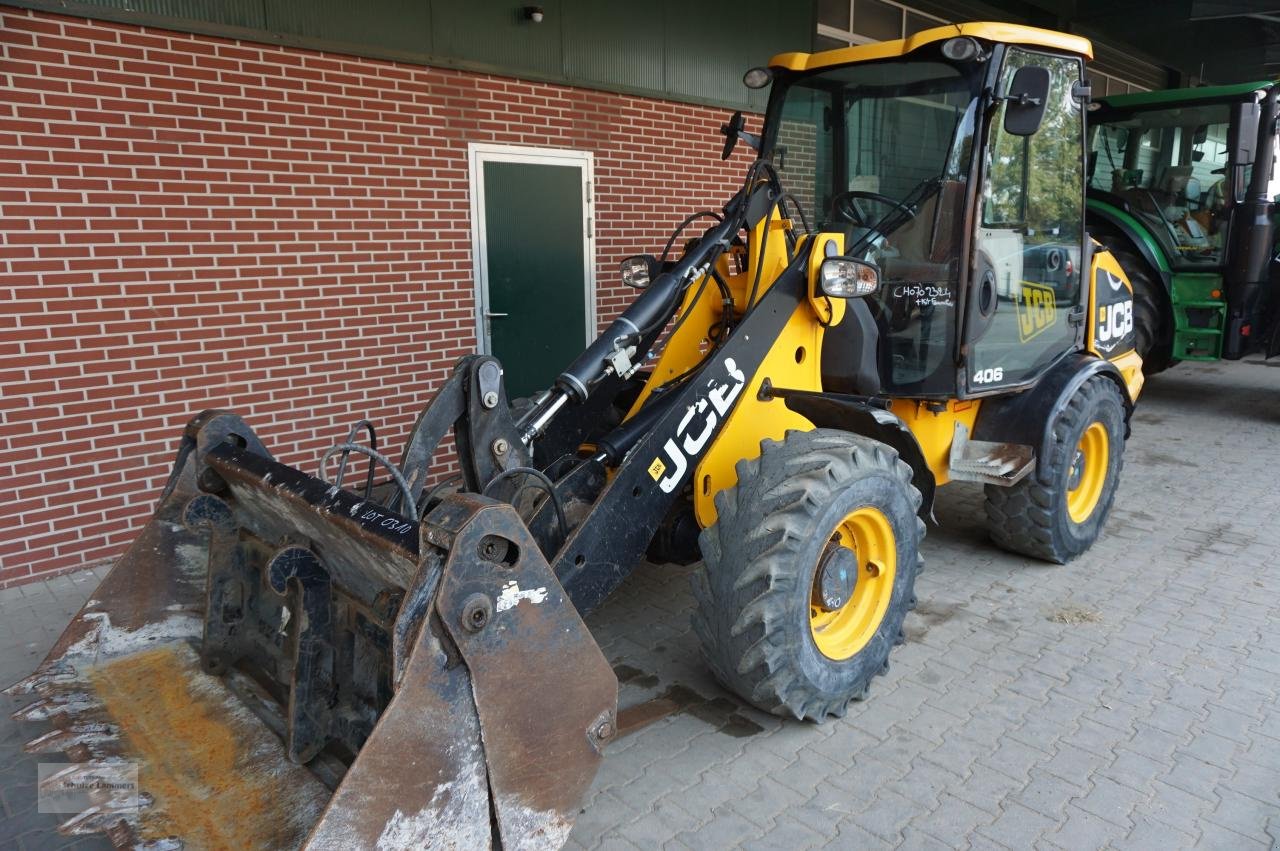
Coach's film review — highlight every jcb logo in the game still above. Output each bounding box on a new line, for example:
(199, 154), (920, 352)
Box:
(649, 358), (746, 494)
(1096, 300), (1134, 351)
(1015, 282), (1057, 342)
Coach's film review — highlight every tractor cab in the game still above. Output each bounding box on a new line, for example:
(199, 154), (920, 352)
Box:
(761, 24), (1098, 400)
(1086, 81), (1280, 364)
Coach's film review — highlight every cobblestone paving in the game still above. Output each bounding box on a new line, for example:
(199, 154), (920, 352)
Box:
(3, 359), (1279, 850)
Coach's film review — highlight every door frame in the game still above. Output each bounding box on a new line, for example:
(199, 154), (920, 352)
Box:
(466, 143), (596, 357)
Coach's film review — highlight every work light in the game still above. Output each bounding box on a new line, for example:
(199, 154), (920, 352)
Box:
(743, 67), (772, 89)
(819, 257), (880, 298)
(619, 255), (655, 289)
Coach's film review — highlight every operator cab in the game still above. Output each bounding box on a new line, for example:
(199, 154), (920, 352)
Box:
(762, 26), (1092, 398)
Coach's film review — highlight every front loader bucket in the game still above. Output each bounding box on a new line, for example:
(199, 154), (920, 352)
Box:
(6, 411), (617, 849)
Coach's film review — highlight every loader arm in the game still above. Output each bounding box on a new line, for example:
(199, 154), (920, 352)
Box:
(553, 236), (815, 610)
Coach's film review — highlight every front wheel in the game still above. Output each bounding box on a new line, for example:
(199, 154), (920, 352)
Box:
(693, 429), (923, 720)
(984, 376), (1126, 563)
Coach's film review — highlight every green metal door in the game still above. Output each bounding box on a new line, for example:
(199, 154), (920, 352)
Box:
(479, 156), (590, 399)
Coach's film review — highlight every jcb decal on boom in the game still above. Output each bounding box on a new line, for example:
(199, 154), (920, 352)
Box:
(1093, 268), (1135, 354)
(650, 358), (746, 493)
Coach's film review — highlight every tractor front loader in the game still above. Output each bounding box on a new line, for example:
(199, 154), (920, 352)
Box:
(12, 22), (1145, 850)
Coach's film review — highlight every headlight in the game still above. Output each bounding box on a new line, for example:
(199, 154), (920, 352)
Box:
(620, 255), (655, 289)
(743, 67), (772, 89)
(819, 257), (880, 298)
(941, 36), (983, 62)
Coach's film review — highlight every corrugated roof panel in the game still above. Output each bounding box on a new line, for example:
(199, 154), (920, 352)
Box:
(662, 0), (755, 106)
(428, 0), (563, 78)
(562, 0), (663, 93)
(89, 0), (265, 29)
(263, 0), (430, 55)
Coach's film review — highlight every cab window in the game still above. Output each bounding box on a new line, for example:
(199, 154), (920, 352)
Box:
(1088, 103), (1232, 266)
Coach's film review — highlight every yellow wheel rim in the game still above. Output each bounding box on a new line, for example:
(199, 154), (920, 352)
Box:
(809, 506), (897, 661)
(1066, 422), (1109, 524)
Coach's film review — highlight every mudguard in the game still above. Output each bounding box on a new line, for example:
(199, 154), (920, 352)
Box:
(971, 353), (1133, 483)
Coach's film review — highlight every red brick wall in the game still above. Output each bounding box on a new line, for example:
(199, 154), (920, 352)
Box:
(0, 7), (760, 587)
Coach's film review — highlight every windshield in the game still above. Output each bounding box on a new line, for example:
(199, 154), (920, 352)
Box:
(769, 55), (984, 395)
(1088, 102), (1236, 267)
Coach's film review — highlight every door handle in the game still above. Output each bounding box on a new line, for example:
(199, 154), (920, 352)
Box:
(485, 311), (510, 319)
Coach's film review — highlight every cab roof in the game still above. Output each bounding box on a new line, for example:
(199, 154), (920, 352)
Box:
(1099, 80), (1278, 109)
(770, 22), (1093, 72)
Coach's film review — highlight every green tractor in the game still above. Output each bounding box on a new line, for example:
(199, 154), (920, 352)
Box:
(1086, 81), (1280, 372)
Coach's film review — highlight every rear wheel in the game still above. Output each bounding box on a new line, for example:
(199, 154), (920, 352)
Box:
(984, 376), (1126, 563)
(693, 429), (923, 720)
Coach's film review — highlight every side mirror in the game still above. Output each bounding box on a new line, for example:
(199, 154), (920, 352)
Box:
(818, 257), (880, 298)
(619, 254), (658, 289)
(1003, 66), (1051, 136)
(720, 111), (746, 160)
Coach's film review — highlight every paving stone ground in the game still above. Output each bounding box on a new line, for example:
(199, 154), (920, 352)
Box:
(2, 358), (1279, 850)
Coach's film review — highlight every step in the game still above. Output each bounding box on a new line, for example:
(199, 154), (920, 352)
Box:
(948, 422), (1034, 487)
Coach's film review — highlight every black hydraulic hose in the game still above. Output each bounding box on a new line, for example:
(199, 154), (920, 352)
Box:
(633, 210), (729, 338)
(418, 474), (463, 518)
(330, 419), (378, 499)
(660, 246), (724, 342)
(660, 210), (724, 264)
(782, 193), (811, 234)
(482, 466), (568, 538)
(743, 161), (786, 313)
(319, 443), (417, 520)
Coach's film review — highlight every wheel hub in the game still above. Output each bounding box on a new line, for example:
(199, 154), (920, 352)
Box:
(1066, 422), (1109, 524)
(1068, 449), (1085, 490)
(814, 543), (858, 610)
(809, 506), (897, 661)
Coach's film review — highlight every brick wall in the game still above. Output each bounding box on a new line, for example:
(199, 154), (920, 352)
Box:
(0, 7), (760, 587)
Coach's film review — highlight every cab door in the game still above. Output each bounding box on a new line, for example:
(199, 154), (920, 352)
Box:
(966, 48), (1086, 393)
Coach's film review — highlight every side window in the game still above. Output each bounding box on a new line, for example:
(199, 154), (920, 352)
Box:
(969, 49), (1083, 390)
(1088, 106), (1232, 266)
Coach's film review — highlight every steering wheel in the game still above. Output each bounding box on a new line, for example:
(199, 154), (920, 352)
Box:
(832, 190), (917, 227)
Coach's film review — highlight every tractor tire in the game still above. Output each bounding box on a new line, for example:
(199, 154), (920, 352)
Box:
(693, 428), (923, 721)
(984, 376), (1126, 564)
(1096, 238), (1171, 375)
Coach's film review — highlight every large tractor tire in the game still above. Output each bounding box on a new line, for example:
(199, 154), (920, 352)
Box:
(1096, 236), (1171, 375)
(693, 429), (923, 720)
(984, 376), (1126, 564)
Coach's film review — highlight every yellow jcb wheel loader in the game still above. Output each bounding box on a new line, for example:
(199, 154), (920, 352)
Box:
(9, 22), (1144, 850)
